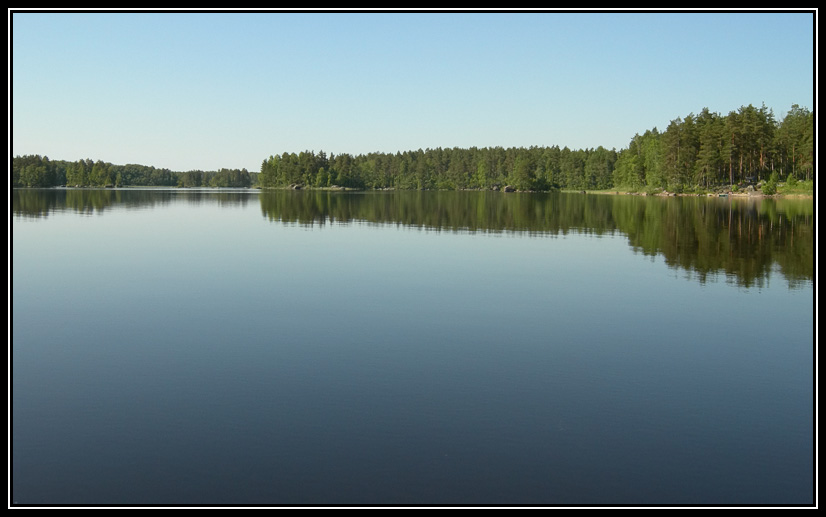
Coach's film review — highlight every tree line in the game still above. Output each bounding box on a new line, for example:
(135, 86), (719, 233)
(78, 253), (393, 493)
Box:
(258, 145), (617, 192)
(259, 103), (812, 193)
(13, 103), (812, 192)
(612, 103), (813, 192)
(11, 157), (254, 189)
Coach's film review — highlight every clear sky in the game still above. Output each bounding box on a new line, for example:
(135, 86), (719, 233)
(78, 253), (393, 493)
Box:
(10, 9), (816, 173)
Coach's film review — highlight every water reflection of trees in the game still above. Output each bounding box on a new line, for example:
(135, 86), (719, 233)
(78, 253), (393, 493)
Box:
(11, 188), (255, 217)
(257, 190), (813, 288)
(12, 188), (813, 288)
(610, 195), (813, 288)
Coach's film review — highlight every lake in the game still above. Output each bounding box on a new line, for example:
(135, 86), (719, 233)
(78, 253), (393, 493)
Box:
(11, 188), (815, 506)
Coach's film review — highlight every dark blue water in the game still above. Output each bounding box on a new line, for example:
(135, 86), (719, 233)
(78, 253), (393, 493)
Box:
(11, 189), (814, 505)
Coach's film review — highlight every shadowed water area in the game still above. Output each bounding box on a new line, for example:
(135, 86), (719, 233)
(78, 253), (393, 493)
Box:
(12, 188), (814, 505)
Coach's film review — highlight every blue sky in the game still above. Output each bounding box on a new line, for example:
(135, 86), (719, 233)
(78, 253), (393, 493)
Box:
(10, 10), (816, 172)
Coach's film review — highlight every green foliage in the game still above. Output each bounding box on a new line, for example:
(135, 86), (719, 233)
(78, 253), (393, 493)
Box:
(259, 146), (604, 192)
(776, 104), (814, 181)
(13, 102), (813, 194)
(12, 155), (255, 189)
(611, 103), (811, 193)
(778, 179), (813, 196)
(208, 168), (252, 188)
(762, 172), (779, 195)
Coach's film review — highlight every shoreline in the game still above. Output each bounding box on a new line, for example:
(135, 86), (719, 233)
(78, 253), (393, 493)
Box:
(14, 185), (814, 200)
(574, 189), (814, 199)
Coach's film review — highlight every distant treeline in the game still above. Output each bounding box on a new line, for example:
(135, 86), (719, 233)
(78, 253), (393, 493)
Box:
(13, 103), (813, 192)
(11, 158), (255, 189)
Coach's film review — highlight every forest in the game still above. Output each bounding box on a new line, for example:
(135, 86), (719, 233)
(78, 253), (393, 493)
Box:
(12, 103), (814, 193)
(11, 158), (254, 189)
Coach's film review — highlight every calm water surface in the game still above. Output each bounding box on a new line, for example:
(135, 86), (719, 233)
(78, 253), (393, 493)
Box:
(12, 189), (814, 505)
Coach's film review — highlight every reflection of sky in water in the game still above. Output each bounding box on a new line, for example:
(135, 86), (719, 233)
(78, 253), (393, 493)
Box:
(11, 192), (814, 505)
